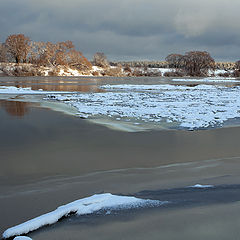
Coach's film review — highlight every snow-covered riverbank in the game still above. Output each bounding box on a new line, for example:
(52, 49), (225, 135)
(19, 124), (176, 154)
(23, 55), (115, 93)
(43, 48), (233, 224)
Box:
(0, 63), (238, 77)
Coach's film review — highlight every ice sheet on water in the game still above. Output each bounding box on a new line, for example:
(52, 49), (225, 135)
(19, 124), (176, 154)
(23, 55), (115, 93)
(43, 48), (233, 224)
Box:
(48, 84), (240, 130)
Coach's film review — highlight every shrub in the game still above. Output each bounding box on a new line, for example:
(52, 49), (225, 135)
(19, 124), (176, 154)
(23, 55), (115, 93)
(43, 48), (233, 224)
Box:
(123, 65), (132, 73)
(103, 67), (123, 77)
(92, 71), (100, 76)
(217, 72), (231, 77)
(93, 52), (109, 68)
(233, 70), (240, 78)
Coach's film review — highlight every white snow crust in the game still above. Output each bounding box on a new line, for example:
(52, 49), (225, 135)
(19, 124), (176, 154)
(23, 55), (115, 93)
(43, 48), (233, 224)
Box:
(190, 184), (214, 188)
(49, 84), (240, 130)
(2, 193), (162, 239)
(13, 237), (32, 240)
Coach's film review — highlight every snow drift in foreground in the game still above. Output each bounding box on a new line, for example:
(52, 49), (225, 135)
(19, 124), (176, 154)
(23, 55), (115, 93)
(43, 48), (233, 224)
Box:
(0, 86), (71, 95)
(189, 184), (214, 188)
(49, 84), (240, 130)
(2, 193), (162, 239)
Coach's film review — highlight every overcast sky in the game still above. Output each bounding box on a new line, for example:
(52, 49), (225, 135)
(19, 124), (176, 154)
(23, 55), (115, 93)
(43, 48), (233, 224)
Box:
(0, 0), (240, 61)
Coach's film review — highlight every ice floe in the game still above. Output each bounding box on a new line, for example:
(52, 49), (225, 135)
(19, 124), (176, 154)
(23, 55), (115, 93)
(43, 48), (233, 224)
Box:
(48, 84), (240, 130)
(2, 193), (162, 239)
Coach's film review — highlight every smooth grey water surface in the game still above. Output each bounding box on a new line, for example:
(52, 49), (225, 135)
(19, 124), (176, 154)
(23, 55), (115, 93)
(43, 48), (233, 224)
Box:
(1, 76), (240, 92)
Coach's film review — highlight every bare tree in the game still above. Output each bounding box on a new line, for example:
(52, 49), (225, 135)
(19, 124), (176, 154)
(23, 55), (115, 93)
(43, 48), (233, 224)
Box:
(0, 43), (7, 62)
(233, 60), (240, 77)
(5, 34), (31, 63)
(29, 41), (45, 65)
(235, 60), (240, 70)
(93, 52), (109, 68)
(182, 51), (215, 76)
(165, 54), (183, 68)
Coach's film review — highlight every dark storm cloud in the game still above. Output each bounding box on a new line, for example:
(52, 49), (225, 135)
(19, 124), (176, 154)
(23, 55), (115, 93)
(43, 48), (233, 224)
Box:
(0, 0), (240, 61)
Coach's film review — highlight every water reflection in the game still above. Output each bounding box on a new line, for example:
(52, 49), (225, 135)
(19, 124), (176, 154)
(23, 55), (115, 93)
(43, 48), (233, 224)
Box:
(0, 77), (107, 92)
(0, 100), (30, 117)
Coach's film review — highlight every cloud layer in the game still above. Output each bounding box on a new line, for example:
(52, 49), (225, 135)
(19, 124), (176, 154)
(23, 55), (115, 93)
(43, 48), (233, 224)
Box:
(0, 0), (240, 61)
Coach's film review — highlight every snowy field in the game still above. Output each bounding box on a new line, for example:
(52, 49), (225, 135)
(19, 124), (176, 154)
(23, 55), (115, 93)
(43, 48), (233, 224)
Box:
(48, 84), (240, 130)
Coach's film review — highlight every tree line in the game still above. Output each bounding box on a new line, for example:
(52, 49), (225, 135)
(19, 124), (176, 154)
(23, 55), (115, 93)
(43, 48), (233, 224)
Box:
(165, 52), (240, 77)
(1, 33), (240, 77)
(0, 34), (92, 70)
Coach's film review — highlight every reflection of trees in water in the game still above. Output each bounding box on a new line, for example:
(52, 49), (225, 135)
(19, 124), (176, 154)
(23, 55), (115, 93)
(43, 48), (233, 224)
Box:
(0, 100), (29, 117)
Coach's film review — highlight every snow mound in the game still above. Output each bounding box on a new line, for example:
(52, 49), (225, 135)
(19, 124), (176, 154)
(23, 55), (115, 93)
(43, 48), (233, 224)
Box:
(2, 193), (162, 239)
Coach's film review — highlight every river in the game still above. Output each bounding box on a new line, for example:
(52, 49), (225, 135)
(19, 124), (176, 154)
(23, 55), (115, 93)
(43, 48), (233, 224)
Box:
(1, 76), (240, 240)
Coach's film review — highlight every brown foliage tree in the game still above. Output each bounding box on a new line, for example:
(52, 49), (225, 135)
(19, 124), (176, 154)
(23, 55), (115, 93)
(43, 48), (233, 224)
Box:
(67, 49), (92, 70)
(93, 52), (109, 68)
(5, 34), (31, 63)
(29, 40), (91, 70)
(182, 51), (215, 76)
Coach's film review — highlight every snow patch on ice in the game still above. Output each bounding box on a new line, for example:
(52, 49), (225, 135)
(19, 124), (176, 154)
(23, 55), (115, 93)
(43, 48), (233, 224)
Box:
(2, 193), (162, 239)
